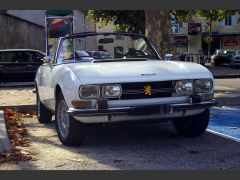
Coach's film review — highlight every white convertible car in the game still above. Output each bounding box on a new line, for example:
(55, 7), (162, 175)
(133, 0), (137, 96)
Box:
(35, 32), (217, 146)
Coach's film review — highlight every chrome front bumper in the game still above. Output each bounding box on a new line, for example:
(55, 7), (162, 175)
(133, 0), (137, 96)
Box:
(67, 100), (217, 117)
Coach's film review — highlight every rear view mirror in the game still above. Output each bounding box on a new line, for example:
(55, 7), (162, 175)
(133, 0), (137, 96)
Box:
(98, 38), (114, 44)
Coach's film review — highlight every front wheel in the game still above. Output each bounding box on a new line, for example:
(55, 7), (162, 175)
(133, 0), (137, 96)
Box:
(55, 93), (86, 146)
(172, 109), (210, 137)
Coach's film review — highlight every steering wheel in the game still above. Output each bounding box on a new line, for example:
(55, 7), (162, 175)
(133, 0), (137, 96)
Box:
(123, 49), (146, 57)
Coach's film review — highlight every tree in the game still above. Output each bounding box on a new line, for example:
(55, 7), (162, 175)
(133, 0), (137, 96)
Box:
(87, 10), (145, 34)
(87, 10), (176, 57)
(197, 10), (235, 59)
(145, 10), (176, 57)
(171, 10), (196, 23)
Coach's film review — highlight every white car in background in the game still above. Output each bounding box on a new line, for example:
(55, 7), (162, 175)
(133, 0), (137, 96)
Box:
(35, 32), (217, 146)
(229, 50), (240, 68)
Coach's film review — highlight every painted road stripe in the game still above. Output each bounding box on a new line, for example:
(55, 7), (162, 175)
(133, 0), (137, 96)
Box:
(207, 129), (240, 143)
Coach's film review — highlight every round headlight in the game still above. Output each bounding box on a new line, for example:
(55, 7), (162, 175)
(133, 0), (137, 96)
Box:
(175, 80), (193, 95)
(102, 84), (121, 98)
(195, 79), (213, 93)
(79, 85), (100, 99)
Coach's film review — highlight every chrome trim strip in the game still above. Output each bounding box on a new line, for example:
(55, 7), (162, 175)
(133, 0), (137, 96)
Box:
(67, 100), (217, 117)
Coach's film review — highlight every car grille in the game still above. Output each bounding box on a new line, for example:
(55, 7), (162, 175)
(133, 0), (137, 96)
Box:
(120, 81), (174, 100)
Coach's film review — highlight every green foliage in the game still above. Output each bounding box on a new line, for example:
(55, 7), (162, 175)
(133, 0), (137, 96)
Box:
(198, 10), (231, 25)
(171, 10), (197, 23)
(87, 10), (145, 34)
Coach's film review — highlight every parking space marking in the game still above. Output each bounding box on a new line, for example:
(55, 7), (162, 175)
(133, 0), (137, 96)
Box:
(207, 129), (240, 143)
(208, 106), (240, 142)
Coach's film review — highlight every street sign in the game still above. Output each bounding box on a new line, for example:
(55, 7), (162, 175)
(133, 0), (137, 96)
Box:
(171, 24), (179, 34)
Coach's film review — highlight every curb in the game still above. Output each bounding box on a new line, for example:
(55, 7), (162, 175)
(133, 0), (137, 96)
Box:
(0, 110), (11, 153)
(0, 83), (34, 88)
(213, 75), (240, 79)
(0, 105), (36, 112)
(215, 97), (240, 106)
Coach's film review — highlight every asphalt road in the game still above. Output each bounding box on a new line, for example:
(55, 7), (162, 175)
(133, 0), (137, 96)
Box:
(0, 115), (240, 170)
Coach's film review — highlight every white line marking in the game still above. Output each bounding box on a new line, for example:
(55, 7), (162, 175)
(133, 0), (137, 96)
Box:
(207, 129), (240, 143)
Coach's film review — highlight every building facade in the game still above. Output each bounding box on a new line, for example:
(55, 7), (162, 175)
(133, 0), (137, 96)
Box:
(172, 12), (240, 55)
(0, 10), (96, 55)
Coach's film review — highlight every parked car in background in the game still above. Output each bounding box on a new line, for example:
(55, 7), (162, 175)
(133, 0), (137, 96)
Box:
(0, 49), (45, 83)
(185, 53), (206, 66)
(35, 32), (216, 146)
(176, 51), (206, 66)
(164, 53), (174, 60)
(211, 49), (236, 66)
(75, 51), (95, 62)
(176, 51), (188, 61)
(88, 50), (110, 59)
(229, 50), (240, 69)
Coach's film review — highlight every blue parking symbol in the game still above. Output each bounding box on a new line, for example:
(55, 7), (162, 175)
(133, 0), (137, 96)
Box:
(171, 24), (179, 33)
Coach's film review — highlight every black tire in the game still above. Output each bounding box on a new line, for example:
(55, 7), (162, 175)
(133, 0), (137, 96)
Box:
(173, 109), (210, 137)
(55, 92), (86, 146)
(36, 90), (52, 123)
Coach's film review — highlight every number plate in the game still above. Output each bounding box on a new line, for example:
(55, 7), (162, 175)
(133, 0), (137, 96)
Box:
(130, 104), (172, 116)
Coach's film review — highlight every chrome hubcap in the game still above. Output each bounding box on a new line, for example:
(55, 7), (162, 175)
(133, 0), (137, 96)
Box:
(57, 100), (70, 138)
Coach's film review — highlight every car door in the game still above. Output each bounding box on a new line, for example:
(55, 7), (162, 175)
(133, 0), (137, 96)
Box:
(22, 51), (44, 81)
(0, 51), (44, 83)
(0, 51), (25, 82)
(37, 58), (55, 110)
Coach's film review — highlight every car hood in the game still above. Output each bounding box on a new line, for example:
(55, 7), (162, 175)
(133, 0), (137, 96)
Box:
(66, 60), (213, 84)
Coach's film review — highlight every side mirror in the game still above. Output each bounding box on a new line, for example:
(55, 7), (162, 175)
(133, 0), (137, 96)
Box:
(42, 56), (52, 64)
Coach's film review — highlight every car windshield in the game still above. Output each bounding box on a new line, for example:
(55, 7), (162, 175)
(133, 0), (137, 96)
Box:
(56, 33), (160, 63)
(75, 51), (90, 57)
(225, 50), (236, 55)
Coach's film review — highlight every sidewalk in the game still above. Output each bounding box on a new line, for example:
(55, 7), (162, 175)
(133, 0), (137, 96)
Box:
(214, 86), (240, 106)
(205, 63), (240, 79)
(0, 110), (11, 153)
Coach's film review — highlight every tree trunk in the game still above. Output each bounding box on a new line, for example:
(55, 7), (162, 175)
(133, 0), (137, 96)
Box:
(145, 10), (176, 58)
(208, 18), (212, 62)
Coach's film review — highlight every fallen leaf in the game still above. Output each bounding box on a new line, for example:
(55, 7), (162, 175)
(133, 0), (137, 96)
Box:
(56, 164), (66, 168)
(20, 150), (30, 155)
(0, 109), (33, 162)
